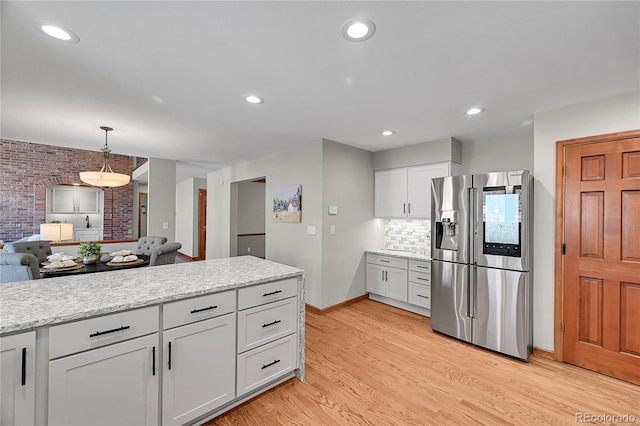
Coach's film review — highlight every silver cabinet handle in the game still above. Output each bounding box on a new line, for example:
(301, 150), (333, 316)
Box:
(384, 271), (388, 281)
(417, 294), (429, 299)
(381, 270), (384, 281)
(408, 203), (411, 214)
(403, 203), (406, 214)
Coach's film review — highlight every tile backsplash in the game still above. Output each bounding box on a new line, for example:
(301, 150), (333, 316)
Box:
(384, 219), (430, 254)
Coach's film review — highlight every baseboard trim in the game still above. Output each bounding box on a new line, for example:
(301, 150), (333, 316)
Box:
(306, 294), (369, 315)
(176, 252), (199, 261)
(532, 347), (555, 360)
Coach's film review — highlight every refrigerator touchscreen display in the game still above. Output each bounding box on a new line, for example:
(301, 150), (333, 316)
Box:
(482, 189), (521, 257)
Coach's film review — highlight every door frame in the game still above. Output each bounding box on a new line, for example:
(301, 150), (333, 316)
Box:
(198, 189), (207, 260)
(554, 129), (640, 361)
(138, 192), (148, 238)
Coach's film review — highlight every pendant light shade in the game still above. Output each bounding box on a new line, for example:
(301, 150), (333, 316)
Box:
(80, 126), (130, 188)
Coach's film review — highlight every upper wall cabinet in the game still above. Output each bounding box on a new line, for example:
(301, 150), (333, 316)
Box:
(375, 163), (453, 219)
(50, 186), (102, 214)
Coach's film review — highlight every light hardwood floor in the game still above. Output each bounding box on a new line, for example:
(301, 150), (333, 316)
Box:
(210, 299), (639, 425)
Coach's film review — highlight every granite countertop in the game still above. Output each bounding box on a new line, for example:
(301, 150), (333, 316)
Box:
(365, 248), (431, 261)
(0, 256), (304, 335)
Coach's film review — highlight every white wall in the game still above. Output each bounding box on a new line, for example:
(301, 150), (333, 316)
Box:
(321, 140), (384, 308)
(147, 158), (177, 240)
(533, 91), (640, 351)
(208, 140), (324, 307)
(458, 126), (534, 175)
(175, 178), (207, 257)
(237, 181), (266, 234)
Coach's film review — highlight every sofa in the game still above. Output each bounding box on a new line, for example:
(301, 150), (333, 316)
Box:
(0, 253), (41, 283)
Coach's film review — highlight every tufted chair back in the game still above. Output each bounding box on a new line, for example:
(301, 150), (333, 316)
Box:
(4, 241), (52, 264)
(135, 236), (168, 256)
(0, 253), (41, 283)
(149, 242), (182, 266)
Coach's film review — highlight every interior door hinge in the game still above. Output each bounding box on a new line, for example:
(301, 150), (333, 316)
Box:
(561, 322), (565, 333)
(561, 243), (566, 255)
(563, 166), (566, 176)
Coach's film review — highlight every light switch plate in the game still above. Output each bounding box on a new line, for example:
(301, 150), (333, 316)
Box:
(330, 225), (336, 235)
(328, 205), (338, 215)
(307, 225), (316, 235)
(163, 222), (169, 229)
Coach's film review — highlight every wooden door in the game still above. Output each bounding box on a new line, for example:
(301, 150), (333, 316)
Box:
(560, 130), (640, 385)
(198, 189), (207, 260)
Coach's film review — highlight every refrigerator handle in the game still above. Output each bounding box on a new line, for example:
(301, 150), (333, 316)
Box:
(470, 187), (478, 265)
(469, 266), (476, 319)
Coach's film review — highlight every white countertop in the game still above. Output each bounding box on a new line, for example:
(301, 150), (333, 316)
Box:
(366, 248), (431, 262)
(0, 256), (304, 335)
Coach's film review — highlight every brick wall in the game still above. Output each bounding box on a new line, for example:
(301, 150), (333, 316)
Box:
(0, 139), (136, 242)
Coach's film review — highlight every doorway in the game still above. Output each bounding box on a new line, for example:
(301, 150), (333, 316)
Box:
(230, 178), (266, 258)
(138, 192), (148, 238)
(556, 129), (640, 385)
(198, 189), (207, 260)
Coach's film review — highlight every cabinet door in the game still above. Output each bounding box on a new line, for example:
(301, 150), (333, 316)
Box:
(0, 332), (35, 426)
(385, 266), (408, 302)
(407, 163), (451, 219)
(77, 188), (101, 213)
(51, 187), (76, 213)
(48, 334), (159, 426)
(74, 229), (102, 242)
(365, 263), (386, 296)
(374, 169), (407, 218)
(163, 313), (236, 426)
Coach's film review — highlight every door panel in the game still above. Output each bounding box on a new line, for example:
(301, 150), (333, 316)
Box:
(563, 133), (640, 385)
(472, 267), (530, 360)
(430, 260), (471, 342)
(431, 175), (472, 265)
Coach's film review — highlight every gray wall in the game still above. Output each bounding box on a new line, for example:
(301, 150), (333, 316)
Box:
(208, 140), (324, 307)
(533, 91), (640, 351)
(175, 177), (207, 257)
(458, 126), (534, 175)
(321, 140), (384, 308)
(147, 157), (176, 240)
(236, 180), (266, 258)
(373, 137), (462, 171)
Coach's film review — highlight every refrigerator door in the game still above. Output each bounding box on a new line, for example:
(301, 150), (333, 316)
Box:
(431, 175), (473, 264)
(472, 266), (531, 360)
(430, 260), (471, 343)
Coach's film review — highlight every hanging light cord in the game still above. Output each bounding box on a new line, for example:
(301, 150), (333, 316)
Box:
(99, 126), (115, 174)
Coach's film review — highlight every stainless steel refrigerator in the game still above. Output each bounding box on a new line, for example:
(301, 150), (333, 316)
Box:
(430, 170), (533, 360)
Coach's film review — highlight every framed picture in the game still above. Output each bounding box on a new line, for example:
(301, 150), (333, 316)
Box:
(273, 185), (302, 223)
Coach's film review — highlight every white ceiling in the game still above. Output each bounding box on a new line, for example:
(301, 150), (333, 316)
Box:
(2, 1), (639, 181)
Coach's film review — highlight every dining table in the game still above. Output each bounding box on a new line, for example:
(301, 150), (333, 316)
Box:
(40, 255), (150, 278)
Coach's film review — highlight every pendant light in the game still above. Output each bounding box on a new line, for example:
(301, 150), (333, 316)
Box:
(79, 126), (130, 187)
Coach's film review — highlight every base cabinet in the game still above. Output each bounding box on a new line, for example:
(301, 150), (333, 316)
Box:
(365, 255), (408, 303)
(0, 332), (36, 426)
(162, 314), (236, 426)
(48, 334), (159, 426)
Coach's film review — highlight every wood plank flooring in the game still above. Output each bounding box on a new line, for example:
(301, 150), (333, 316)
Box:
(209, 299), (639, 425)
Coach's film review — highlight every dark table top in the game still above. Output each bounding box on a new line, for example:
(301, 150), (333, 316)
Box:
(40, 255), (150, 278)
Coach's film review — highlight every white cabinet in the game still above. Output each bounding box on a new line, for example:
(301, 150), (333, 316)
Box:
(408, 260), (431, 309)
(0, 331), (36, 426)
(50, 186), (101, 214)
(375, 163), (453, 219)
(73, 229), (103, 242)
(48, 333), (159, 426)
(163, 313), (236, 426)
(365, 254), (408, 303)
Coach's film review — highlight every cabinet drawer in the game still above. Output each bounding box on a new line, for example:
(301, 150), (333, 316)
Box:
(163, 290), (236, 330)
(238, 278), (298, 310)
(408, 283), (431, 309)
(366, 254), (408, 270)
(409, 259), (430, 273)
(408, 270), (430, 285)
(236, 334), (297, 397)
(49, 306), (159, 359)
(237, 297), (297, 353)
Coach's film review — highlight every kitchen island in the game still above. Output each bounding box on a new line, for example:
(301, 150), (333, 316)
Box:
(0, 256), (305, 426)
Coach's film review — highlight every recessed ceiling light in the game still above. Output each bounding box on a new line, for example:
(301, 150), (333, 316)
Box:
(381, 130), (395, 136)
(40, 24), (79, 43)
(466, 108), (485, 115)
(342, 19), (376, 42)
(245, 95), (264, 104)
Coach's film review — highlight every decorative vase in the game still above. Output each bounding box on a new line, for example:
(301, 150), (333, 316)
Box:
(83, 255), (99, 264)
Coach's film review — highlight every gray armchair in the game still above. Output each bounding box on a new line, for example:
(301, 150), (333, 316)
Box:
(0, 253), (41, 283)
(135, 236), (168, 256)
(150, 242), (182, 266)
(4, 241), (52, 264)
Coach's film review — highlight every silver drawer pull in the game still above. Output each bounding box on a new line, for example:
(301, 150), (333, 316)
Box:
(416, 265), (429, 269)
(417, 294), (429, 299)
(262, 319), (282, 328)
(417, 277), (429, 281)
(379, 260), (390, 263)
(263, 290), (282, 297)
(190, 305), (218, 314)
(89, 325), (130, 338)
